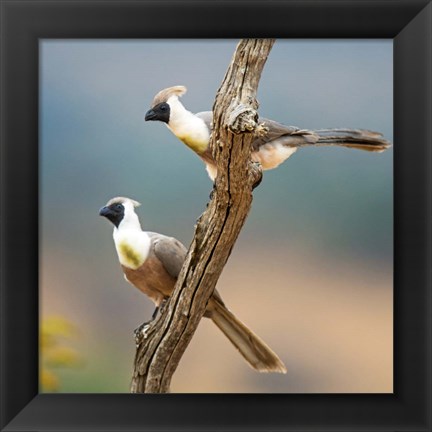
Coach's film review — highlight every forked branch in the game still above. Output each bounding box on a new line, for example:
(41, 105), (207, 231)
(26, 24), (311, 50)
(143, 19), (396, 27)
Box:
(131, 38), (275, 393)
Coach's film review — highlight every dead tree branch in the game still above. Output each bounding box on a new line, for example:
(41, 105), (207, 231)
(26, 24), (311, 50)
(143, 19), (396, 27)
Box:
(131, 38), (275, 393)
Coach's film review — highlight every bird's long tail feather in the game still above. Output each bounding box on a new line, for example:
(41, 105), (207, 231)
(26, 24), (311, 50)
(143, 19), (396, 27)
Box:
(313, 128), (391, 152)
(208, 298), (287, 373)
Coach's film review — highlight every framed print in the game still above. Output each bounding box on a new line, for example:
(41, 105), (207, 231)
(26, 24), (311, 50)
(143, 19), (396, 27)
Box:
(1, 0), (431, 431)
(38, 38), (393, 394)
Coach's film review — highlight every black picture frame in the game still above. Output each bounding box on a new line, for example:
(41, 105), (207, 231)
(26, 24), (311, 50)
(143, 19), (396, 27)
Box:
(1, 0), (431, 431)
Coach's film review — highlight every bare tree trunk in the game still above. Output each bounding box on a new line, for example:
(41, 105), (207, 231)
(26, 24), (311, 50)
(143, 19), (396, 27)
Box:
(131, 38), (275, 393)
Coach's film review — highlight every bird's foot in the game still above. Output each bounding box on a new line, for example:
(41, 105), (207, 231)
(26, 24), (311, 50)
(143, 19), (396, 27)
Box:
(159, 298), (168, 314)
(133, 301), (169, 345)
(255, 122), (269, 137)
(209, 182), (216, 200)
(134, 320), (152, 344)
(250, 161), (263, 189)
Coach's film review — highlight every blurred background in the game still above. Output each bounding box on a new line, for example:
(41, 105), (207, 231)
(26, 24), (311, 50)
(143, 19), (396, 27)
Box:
(40, 39), (393, 393)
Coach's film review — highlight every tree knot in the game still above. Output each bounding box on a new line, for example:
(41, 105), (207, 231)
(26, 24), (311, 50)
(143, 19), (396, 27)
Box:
(227, 103), (259, 134)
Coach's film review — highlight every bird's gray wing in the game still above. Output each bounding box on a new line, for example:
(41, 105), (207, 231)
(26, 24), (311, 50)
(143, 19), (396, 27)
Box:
(148, 231), (226, 310)
(195, 111), (213, 130)
(147, 232), (188, 279)
(252, 118), (319, 150)
(196, 111), (318, 150)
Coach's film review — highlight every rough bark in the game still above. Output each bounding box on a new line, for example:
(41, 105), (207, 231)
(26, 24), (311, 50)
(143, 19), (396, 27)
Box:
(130, 38), (275, 393)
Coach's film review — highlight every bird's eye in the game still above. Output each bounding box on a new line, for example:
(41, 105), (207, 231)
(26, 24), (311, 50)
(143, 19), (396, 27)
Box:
(160, 104), (167, 111)
(115, 204), (123, 211)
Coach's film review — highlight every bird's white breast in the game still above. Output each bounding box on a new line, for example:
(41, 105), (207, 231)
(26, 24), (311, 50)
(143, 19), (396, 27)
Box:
(166, 98), (210, 153)
(113, 229), (151, 270)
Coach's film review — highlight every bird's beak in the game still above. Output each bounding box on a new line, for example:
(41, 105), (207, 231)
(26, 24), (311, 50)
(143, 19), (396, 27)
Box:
(145, 109), (157, 121)
(99, 206), (111, 218)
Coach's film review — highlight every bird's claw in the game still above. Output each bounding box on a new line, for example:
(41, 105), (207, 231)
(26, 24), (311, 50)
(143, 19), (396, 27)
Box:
(134, 300), (168, 345)
(255, 122), (269, 137)
(250, 161), (263, 189)
(209, 182), (216, 200)
(159, 298), (168, 314)
(134, 321), (151, 344)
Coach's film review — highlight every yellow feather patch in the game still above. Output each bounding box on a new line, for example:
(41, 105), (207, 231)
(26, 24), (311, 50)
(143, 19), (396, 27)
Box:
(179, 136), (208, 154)
(118, 242), (144, 269)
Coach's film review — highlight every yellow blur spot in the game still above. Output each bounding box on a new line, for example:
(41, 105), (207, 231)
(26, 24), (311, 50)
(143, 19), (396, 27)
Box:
(44, 346), (83, 368)
(40, 369), (59, 392)
(40, 316), (83, 392)
(41, 316), (78, 338)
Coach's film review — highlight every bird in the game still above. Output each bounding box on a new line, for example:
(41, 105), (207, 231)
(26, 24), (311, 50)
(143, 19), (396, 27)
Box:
(99, 196), (287, 373)
(145, 85), (391, 181)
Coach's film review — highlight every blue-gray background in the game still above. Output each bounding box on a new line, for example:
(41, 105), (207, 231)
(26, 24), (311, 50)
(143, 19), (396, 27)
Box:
(40, 40), (393, 393)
